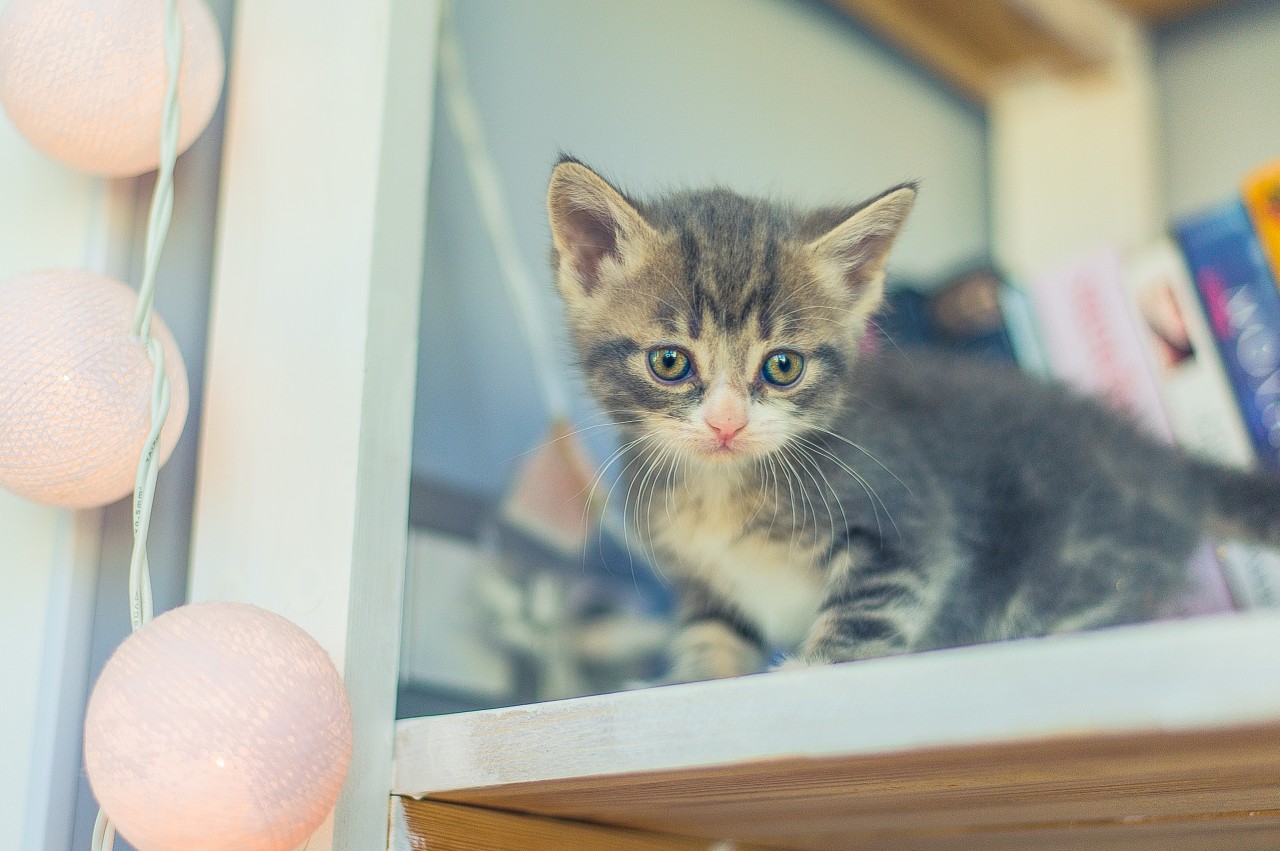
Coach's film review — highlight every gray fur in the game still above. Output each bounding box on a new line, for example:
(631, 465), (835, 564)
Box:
(546, 159), (1280, 678)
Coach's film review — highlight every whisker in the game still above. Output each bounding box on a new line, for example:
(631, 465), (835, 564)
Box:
(795, 435), (901, 544)
(615, 439), (666, 584)
(631, 441), (672, 581)
(503, 418), (646, 464)
(810, 427), (915, 496)
(580, 432), (653, 572)
(775, 447), (813, 560)
(793, 443), (851, 542)
(783, 444), (837, 545)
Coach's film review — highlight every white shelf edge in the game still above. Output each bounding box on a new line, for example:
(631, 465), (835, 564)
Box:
(394, 612), (1280, 797)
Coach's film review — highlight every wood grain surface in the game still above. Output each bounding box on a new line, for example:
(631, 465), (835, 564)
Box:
(395, 614), (1280, 849)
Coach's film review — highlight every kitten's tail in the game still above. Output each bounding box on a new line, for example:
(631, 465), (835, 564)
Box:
(1187, 457), (1280, 547)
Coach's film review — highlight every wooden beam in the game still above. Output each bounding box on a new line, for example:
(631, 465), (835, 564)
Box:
(394, 614), (1280, 850)
(829, 0), (1100, 102)
(424, 733), (1280, 850)
(391, 798), (764, 851)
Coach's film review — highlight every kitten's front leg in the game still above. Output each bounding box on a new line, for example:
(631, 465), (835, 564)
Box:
(791, 531), (936, 667)
(667, 579), (767, 682)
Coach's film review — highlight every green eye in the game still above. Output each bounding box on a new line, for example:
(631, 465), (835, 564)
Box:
(648, 347), (692, 382)
(762, 350), (804, 387)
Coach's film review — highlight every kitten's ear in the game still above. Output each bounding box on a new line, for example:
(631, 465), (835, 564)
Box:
(806, 184), (916, 308)
(547, 159), (654, 298)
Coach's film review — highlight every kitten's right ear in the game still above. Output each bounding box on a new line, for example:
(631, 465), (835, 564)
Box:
(547, 159), (654, 298)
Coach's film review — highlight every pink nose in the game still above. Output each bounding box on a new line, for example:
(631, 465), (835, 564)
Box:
(704, 398), (749, 443)
(707, 419), (745, 442)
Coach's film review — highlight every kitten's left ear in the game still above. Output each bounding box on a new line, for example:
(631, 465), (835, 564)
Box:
(806, 184), (916, 308)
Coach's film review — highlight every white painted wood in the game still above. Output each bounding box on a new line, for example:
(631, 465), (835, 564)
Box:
(388, 798), (413, 851)
(989, 0), (1160, 279)
(24, 508), (104, 851)
(187, 0), (440, 848)
(0, 80), (137, 848)
(394, 613), (1280, 795)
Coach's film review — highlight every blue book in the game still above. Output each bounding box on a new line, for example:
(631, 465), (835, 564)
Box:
(1175, 197), (1280, 468)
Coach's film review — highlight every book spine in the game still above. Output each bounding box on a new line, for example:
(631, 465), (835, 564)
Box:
(1029, 247), (1173, 439)
(1242, 159), (1280, 280)
(998, 283), (1053, 379)
(1175, 197), (1280, 468)
(1121, 239), (1256, 468)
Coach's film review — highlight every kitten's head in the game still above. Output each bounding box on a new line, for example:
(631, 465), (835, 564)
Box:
(548, 157), (914, 467)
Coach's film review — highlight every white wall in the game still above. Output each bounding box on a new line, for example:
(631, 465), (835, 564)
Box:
(0, 18), (117, 844)
(1155, 0), (1280, 219)
(413, 0), (990, 499)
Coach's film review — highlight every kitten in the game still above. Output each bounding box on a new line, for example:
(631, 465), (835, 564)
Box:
(546, 156), (1280, 682)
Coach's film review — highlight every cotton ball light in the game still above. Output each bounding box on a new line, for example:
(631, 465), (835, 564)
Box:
(84, 602), (354, 851)
(0, 0), (224, 177)
(0, 268), (189, 508)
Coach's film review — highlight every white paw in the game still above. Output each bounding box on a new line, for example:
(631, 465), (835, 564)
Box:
(770, 653), (832, 673)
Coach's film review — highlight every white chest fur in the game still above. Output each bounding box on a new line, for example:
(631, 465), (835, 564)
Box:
(650, 477), (827, 650)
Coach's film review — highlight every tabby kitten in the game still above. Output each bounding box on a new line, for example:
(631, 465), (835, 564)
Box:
(547, 156), (1280, 683)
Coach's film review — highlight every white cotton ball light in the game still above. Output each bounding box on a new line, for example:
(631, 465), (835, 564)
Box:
(0, 0), (225, 177)
(0, 268), (189, 508)
(84, 602), (354, 851)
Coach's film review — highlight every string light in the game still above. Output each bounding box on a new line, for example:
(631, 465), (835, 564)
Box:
(0, 269), (189, 508)
(0, 0), (225, 177)
(0, 1), (355, 848)
(83, 603), (353, 851)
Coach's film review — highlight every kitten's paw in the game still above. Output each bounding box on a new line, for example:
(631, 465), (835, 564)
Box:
(621, 677), (662, 691)
(667, 621), (765, 682)
(770, 653), (834, 673)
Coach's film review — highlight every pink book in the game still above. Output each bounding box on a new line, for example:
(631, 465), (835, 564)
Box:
(1030, 247), (1235, 615)
(1030, 248), (1173, 438)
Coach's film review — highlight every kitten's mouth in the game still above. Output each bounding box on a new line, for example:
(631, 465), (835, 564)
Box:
(700, 436), (757, 461)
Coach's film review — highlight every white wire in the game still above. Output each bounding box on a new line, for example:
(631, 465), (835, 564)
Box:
(91, 0), (181, 847)
(130, 0), (183, 342)
(91, 810), (114, 851)
(438, 2), (571, 421)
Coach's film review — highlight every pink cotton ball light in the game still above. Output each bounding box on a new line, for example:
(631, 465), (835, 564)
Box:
(0, 268), (189, 508)
(0, 0), (224, 177)
(84, 602), (354, 851)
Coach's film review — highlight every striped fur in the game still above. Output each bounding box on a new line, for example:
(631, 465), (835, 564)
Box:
(548, 158), (1280, 682)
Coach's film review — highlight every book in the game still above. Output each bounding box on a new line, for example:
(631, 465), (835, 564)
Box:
(1028, 247), (1236, 615)
(1174, 197), (1280, 468)
(998, 282), (1053, 380)
(1121, 239), (1255, 468)
(1027, 247), (1172, 439)
(1242, 159), (1280, 279)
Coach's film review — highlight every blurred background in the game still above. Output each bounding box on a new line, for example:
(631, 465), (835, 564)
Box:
(399, 0), (1280, 716)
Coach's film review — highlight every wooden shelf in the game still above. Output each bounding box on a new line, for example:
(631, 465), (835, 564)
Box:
(828, 0), (1240, 102)
(393, 613), (1280, 849)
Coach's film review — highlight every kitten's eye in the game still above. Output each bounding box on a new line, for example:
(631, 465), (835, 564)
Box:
(762, 350), (805, 387)
(648, 347), (693, 383)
